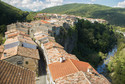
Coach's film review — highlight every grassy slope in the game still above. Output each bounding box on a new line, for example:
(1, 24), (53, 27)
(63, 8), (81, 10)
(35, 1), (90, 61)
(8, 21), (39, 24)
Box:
(41, 3), (125, 26)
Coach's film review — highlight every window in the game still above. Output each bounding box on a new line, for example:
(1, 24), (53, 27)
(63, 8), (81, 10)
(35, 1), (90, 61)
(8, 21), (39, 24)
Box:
(4, 53), (7, 57)
(25, 61), (28, 64)
(17, 61), (23, 65)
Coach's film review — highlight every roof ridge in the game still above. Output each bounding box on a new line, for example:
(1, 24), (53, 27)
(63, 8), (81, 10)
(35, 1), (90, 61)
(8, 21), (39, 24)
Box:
(17, 46), (19, 55)
(69, 59), (79, 72)
(81, 71), (91, 84)
(17, 46), (39, 60)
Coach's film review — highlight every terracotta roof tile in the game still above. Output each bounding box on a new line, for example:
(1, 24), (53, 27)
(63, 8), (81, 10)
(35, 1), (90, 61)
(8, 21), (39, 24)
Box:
(0, 45), (4, 53)
(55, 71), (90, 84)
(56, 48), (79, 60)
(0, 60), (35, 84)
(70, 59), (97, 73)
(48, 59), (79, 81)
(34, 31), (43, 36)
(85, 72), (110, 84)
(5, 29), (26, 35)
(1, 46), (39, 60)
(44, 41), (64, 50)
(4, 36), (36, 45)
(17, 46), (40, 59)
(41, 20), (50, 24)
(48, 59), (98, 81)
(1, 46), (18, 60)
(47, 48), (62, 64)
(4, 37), (19, 45)
(7, 31), (29, 38)
(34, 34), (48, 41)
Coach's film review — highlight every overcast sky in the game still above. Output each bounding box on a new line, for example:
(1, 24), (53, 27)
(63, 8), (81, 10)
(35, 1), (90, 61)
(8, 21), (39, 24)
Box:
(2, 0), (125, 11)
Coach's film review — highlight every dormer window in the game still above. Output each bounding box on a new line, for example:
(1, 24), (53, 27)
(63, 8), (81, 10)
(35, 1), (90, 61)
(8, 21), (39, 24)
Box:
(4, 53), (7, 57)
(17, 61), (23, 65)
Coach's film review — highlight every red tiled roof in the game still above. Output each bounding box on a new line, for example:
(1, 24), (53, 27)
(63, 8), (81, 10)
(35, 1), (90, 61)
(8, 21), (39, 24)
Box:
(70, 59), (97, 73)
(48, 59), (98, 81)
(0, 60), (35, 84)
(41, 20), (50, 24)
(48, 59), (79, 81)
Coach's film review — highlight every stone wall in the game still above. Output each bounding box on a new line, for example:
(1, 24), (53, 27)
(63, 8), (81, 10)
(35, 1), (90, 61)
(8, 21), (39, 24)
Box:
(4, 55), (38, 72)
(4, 55), (23, 65)
(24, 57), (38, 72)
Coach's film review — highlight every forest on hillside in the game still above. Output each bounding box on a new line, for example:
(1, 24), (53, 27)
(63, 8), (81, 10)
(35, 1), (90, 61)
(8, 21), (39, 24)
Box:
(41, 3), (125, 27)
(0, 1), (29, 44)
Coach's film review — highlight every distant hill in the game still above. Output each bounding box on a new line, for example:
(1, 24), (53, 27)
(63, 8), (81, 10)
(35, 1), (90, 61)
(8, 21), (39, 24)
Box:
(0, 1), (28, 26)
(41, 3), (125, 27)
(0, 1), (29, 44)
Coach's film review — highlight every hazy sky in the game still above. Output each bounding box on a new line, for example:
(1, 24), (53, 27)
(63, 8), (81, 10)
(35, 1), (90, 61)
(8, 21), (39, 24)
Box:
(2, 0), (125, 11)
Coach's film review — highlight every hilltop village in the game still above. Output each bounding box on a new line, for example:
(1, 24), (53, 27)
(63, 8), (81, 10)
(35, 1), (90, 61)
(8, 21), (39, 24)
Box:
(0, 13), (110, 84)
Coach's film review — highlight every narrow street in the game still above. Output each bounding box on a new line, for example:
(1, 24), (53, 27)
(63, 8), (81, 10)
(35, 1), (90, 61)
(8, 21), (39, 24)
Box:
(36, 46), (47, 84)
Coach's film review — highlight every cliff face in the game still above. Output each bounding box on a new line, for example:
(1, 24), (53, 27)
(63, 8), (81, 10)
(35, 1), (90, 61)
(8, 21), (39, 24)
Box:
(55, 24), (77, 53)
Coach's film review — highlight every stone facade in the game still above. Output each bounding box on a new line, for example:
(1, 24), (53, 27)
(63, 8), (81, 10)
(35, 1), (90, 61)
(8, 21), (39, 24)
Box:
(4, 55), (38, 72)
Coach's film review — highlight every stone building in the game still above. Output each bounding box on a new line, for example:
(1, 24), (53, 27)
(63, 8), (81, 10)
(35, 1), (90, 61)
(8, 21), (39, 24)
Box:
(1, 29), (40, 73)
(1, 46), (40, 72)
(7, 22), (29, 34)
(34, 31), (49, 45)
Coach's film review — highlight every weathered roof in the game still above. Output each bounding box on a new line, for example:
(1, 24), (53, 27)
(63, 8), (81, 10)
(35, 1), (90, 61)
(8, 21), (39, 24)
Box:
(4, 36), (36, 45)
(55, 71), (90, 84)
(56, 48), (79, 60)
(1, 46), (40, 60)
(44, 41), (64, 50)
(47, 48), (62, 64)
(48, 59), (97, 81)
(7, 31), (29, 38)
(0, 45), (4, 53)
(44, 41), (79, 64)
(34, 34), (48, 41)
(4, 37), (19, 45)
(5, 29), (26, 35)
(0, 60), (35, 84)
(17, 46), (39, 59)
(85, 72), (110, 84)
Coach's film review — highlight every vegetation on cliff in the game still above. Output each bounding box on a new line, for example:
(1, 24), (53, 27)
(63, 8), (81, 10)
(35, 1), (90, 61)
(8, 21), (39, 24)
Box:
(71, 19), (117, 67)
(41, 3), (125, 27)
(108, 33), (125, 84)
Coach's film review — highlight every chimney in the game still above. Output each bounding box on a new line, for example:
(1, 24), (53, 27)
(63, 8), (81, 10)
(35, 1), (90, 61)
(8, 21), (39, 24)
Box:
(87, 68), (93, 74)
(60, 57), (65, 63)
